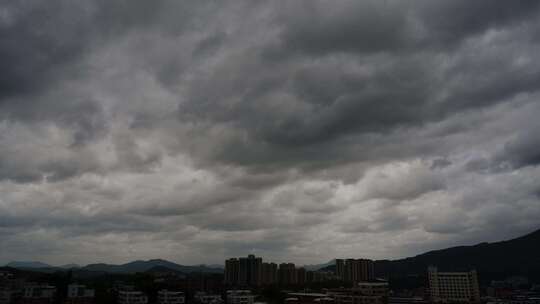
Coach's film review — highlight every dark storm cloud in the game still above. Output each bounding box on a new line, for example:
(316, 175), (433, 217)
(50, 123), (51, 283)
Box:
(499, 130), (540, 168)
(278, 1), (408, 55)
(0, 0), (203, 120)
(431, 158), (452, 170)
(172, 2), (540, 171)
(0, 1), (89, 100)
(1, 0), (540, 265)
(416, 0), (540, 46)
(278, 0), (540, 55)
(464, 116), (540, 173)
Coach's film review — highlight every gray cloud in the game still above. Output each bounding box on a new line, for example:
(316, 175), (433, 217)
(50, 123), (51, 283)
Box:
(499, 130), (540, 168)
(1, 0), (540, 265)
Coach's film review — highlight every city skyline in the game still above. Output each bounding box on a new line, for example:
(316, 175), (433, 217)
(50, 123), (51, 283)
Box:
(1, 1), (540, 266)
(2, 224), (539, 269)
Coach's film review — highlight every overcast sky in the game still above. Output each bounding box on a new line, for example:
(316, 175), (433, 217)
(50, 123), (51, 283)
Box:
(1, 0), (540, 266)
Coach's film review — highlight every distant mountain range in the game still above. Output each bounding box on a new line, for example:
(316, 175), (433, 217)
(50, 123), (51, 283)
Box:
(59, 263), (81, 269)
(82, 259), (222, 274)
(375, 228), (540, 278)
(320, 228), (540, 281)
(4, 259), (223, 274)
(6, 261), (53, 268)
(5, 228), (540, 279)
(303, 260), (335, 271)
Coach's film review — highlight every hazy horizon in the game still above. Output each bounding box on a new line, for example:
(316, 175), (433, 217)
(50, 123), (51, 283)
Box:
(2, 215), (537, 267)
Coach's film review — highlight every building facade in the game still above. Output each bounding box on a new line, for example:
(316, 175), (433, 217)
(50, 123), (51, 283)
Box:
(226, 290), (255, 304)
(158, 290), (185, 304)
(118, 290), (148, 304)
(225, 255), (262, 287)
(261, 263), (278, 285)
(286, 293), (335, 304)
(347, 259), (375, 283)
(336, 260), (345, 281)
(336, 259), (375, 282)
(279, 263), (297, 285)
(0, 287), (19, 304)
(428, 267), (480, 303)
(66, 284), (95, 304)
(195, 292), (223, 304)
(225, 259), (240, 285)
(226, 255), (337, 286)
(332, 281), (389, 304)
(19, 284), (56, 304)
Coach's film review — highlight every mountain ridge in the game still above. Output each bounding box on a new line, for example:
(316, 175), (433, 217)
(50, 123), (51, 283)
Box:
(82, 259), (223, 274)
(377, 227), (540, 275)
(4, 259), (223, 274)
(6, 261), (53, 268)
(318, 227), (540, 280)
(5, 227), (540, 277)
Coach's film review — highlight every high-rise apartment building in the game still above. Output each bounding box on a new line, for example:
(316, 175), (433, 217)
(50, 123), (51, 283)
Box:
(428, 267), (480, 303)
(297, 268), (307, 285)
(279, 263), (298, 285)
(226, 255), (328, 286)
(336, 259), (345, 281)
(336, 259), (375, 282)
(261, 262), (278, 285)
(225, 259), (240, 285)
(225, 255), (262, 286)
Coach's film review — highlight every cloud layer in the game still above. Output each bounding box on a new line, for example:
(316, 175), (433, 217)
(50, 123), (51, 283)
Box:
(1, 0), (540, 265)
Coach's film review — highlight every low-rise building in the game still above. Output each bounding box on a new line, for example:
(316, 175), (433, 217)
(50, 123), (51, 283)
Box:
(332, 282), (389, 304)
(0, 272), (14, 280)
(158, 290), (185, 304)
(0, 273), (23, 304)
(227, 290), (255, 304)
(388, 297), (428, 304)
(486, 298), (540, 304)
(356, 282), (389, 297)
(286, 293), (334, 304)
(20, 284), (56, 304)
(118, 290), (148, 304)
(0, 287), (20, 304)
(66, 284), (95, 304)
(195, 292), (223, 304)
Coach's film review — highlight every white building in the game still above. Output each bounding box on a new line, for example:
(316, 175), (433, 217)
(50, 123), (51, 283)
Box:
(356, 282), (389, 297)
(158, 290), (185, 304)
(68, 284), (95, 298)
(428, 266), (480, 303)
(227, 290), (255, 304)
(195, 292), (223, 304)
(118, 290), (148, 304)
(23, 284), (56, 299)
